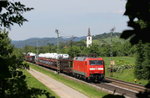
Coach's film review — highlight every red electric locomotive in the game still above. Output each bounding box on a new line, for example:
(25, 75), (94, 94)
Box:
(72, 57), (105, 81)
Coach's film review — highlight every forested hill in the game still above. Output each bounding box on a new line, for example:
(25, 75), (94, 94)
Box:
(93, 32), (121, 40)
(12, 37), (86, 48)
(12, 32), (122, 48)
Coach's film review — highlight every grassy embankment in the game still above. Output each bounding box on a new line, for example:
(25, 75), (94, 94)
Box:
(27, 62), (108, 98)
(23, 70), (59, 98)
(103, 56), (149, 85)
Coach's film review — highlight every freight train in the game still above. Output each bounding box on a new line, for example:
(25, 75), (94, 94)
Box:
(25, 52), (105, 82)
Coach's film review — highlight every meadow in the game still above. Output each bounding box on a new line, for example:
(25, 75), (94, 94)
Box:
(103, 57), (149, 85)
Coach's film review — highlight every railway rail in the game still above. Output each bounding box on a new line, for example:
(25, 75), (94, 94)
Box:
(97, 77), (150, 98)
(105, 77), (148, 92)
(28, 62), (149, 98)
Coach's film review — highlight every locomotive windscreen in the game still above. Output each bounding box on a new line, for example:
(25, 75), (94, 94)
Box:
(89, 60), (103, 65)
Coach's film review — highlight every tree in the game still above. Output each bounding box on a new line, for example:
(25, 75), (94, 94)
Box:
(134, 42), (150, 98)
(0, 1), (33, 29)
(87, 44), (100, 56)
(121, 0), (150, 80)
(120, 0), (150, 45)
(68, 46), (80, 58)
(142, 43), (150, 79)
(134, 41), (145, 79)
(23, 46), (36, 53)
(0, 30), (51, 97)
(0, 1), (51, 97)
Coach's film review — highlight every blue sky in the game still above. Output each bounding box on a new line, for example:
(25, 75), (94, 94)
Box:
(9, 0), (129, 40)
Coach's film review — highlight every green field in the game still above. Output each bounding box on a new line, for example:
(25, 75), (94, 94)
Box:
(23, 70), (59, 98)
(27, 62), (108, 98)
(103, 57), (149, 85)
(103, 56), (135, 66)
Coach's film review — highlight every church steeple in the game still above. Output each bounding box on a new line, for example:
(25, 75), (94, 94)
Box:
(88, 28), (91, 36)
(86, 28), (92, 47)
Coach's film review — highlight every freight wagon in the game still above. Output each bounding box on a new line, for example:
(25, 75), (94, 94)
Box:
(25, 52), (105, 82)
(24, 52), (36, 63)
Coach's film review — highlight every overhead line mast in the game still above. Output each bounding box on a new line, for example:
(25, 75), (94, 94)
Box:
(55, 29), (60, 74)
(55, 29), (60, 54)
(110, 27), (115, 77)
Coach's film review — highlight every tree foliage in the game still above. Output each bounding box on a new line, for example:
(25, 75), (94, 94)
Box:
(120, 0), (150, 44)
(135, 42), (150, 80)
(121, 0), (150, 81)
(0, 1), (52, 97)
(0, 31), (51, 97)
(22, 38), (136, 58)
(0, 1), (33, 29)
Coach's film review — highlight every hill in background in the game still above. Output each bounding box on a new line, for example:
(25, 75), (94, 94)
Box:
(12, 32), (123, 48)
(12, 36), (86, 48)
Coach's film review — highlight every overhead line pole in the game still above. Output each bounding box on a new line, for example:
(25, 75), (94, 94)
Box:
(55, 29), (60, 54)
(55, 29), (60, 74)
(110, 27), (115, 77)
(110, 27), (115, 57)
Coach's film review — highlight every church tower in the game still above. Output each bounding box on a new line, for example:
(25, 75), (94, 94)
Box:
(86, 28), (92, 47)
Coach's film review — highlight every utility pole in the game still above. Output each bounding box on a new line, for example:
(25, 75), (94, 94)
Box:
(110, 27), (115, 57)
(55, 29), (60, 54)
(110, 27), (115, 77)
(70, 36), (76, 58)
(35, 40), (39, 61)
(70, 35), (76, 48)
(36, 40), (39, 54)
(55, 29), (60, 74)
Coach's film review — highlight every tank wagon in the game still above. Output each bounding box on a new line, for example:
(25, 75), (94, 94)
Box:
(25, 52), (105, 82)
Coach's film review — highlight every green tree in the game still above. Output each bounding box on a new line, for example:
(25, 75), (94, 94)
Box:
(68, 46), (80, 58)
(121, 1), (150, 97)
(99, 44), (110, 57)
(0, 1), (33, 29)
(121, 0), (150, 44)
(142, 43), (150, 79)
(0, 31), (51, 97)
(134, 42), (150, 97)
(0, 1), (51, 97)
(87, 44), (100, 56)
(23, 46), (36, 53)
(134, 41), (145, 79)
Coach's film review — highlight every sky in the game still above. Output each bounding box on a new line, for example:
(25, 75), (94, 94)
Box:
(8, 0), (129, 41)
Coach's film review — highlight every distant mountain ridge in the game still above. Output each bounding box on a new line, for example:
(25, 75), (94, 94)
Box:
(12, 36), (86, 48)
(12, 32), (121, 48)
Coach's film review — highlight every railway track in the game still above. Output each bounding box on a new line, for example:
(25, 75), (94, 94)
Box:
(28, 62), (149, 98)
(95, 77), (150, 98)
(105, 77), (147, 92)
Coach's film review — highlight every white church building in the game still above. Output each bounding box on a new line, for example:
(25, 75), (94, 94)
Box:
(86, 28), (92, 47)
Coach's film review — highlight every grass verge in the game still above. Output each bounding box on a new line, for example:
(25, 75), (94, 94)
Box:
(27, 62), (108, 98)
(23, 69), (59, 98)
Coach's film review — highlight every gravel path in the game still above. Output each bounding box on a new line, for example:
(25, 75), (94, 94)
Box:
(28, 68), (88, 98)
